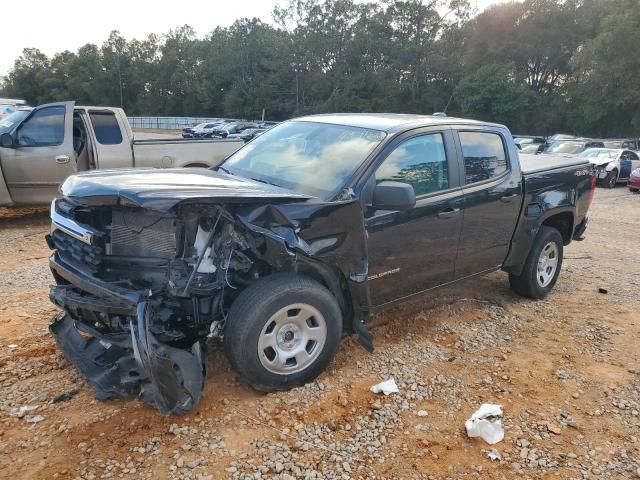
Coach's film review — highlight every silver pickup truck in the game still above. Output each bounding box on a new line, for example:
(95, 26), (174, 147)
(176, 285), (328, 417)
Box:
(0, 102), (244, 206)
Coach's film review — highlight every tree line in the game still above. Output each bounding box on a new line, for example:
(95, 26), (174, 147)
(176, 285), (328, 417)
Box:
(1, 0), (638, 137)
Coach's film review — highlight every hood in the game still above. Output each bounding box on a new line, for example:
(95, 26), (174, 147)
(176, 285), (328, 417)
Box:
(60, 168), (311, 212)
(586, 157), (614, 167)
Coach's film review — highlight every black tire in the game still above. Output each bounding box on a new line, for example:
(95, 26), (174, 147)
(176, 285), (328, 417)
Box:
(604, 169), (618, 188)
(509, 226), (564, 299)
(629, 187), (639, 193)
(223, 273), (342, 392)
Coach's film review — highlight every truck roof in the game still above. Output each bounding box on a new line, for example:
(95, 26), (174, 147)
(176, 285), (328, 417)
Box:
(293, 113), (503, 133)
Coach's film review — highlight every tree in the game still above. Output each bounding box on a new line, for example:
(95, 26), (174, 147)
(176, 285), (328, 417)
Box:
(567, 1), (640, 136)
(454, 63), (536, 133)
(0, 0), (637, 137)
(1, 49), (52, 103)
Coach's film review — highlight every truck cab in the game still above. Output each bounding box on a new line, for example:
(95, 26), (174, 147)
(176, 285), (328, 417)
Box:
(0, 102), (133, 205)
(0, 102), (243, 207)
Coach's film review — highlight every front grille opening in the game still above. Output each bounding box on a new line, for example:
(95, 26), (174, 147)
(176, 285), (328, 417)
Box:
(109, 209), (177, 258)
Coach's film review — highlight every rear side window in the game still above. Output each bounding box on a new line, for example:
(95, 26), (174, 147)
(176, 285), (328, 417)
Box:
(459, 131), (508, 184)
(17, 106), (65, 146)
(89, 111), (123, 145)
(376, 133), (449, 196)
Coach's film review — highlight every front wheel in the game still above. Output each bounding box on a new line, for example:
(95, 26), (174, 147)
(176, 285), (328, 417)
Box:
(509, 226), (564, 299)
(604, 169), (618, 189)
(223, 273), (342, 392)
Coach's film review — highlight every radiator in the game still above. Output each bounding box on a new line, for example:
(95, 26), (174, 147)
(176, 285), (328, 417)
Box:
(110, 209), (176, 258)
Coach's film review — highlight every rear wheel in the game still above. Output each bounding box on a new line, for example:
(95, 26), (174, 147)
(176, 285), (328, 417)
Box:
(224, 273), (342, 391)
(604, 169), (618, 188)
(509, 226), (564, 299)
(629, 187), (639, 193)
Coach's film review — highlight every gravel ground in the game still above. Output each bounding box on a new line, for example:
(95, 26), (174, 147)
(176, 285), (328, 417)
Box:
(0, 188), (639, 479)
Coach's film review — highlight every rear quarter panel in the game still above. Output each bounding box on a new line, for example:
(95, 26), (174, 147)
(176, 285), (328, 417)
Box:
(132, 139), (243, 168)
(502, 161), (593, 274)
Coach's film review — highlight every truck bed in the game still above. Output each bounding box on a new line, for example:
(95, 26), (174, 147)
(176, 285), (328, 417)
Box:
(519, 153), (588, 175)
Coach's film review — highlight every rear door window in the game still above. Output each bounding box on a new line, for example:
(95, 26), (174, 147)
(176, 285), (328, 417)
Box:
(17, 106), (65, 146)
(459, 131), (508, 184)
(89, 111), (123, 145)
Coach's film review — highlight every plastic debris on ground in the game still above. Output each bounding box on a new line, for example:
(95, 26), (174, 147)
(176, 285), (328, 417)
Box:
(10, 405), (38, 418)
(25, 415), (44, 424)
(465, 403), (504, 445)
(370, 378), (399, 395)
(486, 448), (502, 461)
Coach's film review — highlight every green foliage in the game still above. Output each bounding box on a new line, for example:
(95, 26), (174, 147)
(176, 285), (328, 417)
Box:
(567, 1), (640, 136)
(455, 63), (536, 133)
(0, 0), (636, 136)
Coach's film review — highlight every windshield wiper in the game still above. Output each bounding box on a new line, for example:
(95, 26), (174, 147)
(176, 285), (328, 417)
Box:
(217, 165), (232, 175)
(247, 176), (283, 188)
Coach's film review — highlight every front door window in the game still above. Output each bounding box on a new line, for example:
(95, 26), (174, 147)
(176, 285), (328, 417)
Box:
(17, 106), (66, 147)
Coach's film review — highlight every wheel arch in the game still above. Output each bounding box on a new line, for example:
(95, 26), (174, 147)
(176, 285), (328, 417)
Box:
(288, 261), (354, 332)
(541, 211), (574, 245)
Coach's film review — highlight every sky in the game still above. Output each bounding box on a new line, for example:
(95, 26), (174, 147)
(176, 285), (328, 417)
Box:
(0, 0), (506, 78)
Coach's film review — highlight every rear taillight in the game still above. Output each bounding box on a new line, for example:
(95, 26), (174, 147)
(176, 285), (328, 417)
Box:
(588, 173), (597, 207)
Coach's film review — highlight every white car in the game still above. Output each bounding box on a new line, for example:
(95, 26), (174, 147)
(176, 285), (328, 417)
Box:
(580, 148), (640, 188)
(0, 98), (28, 118)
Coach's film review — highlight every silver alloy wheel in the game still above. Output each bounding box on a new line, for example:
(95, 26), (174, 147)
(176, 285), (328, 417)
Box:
(536, 242), (559, 288)
(257, 303), (327, 375)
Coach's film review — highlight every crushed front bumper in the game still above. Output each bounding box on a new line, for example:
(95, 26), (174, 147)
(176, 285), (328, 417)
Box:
(49, 254), (205, 415)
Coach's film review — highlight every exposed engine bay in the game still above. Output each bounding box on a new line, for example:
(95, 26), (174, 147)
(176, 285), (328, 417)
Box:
(47, 195), (371, 414)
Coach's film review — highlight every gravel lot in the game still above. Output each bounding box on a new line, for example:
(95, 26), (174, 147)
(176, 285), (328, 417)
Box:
(0, 188), (639, 479)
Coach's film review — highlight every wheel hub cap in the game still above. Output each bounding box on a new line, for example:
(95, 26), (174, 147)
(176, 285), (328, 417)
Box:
(536, 242), (559, 288)
(257, 303), (327, 375)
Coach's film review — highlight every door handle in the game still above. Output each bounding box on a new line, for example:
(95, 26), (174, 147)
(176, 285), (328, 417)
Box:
(500, 193), (518, 203)
(437, 207), (460, 219)
(55, 155), (70, 164)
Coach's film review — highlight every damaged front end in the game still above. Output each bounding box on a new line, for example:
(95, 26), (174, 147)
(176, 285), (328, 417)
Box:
(48, 201), (248, 414)
(47, 176), (370, 414)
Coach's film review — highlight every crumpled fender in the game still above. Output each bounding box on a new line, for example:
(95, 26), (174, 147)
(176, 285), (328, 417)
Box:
(235, 200), (372, 329)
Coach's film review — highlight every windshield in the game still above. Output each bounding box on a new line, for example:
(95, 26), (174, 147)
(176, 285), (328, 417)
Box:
(547, 142), (584, 154)
(0, 110), (30, 134)
(220, 121), (386, 198)
(579, 149), (618, 159)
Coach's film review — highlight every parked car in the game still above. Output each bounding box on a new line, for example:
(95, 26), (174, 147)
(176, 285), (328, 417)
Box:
(226, 127), (266, 141)
(46, 113), (595, 414)
(513, 135), (545, 146)
(211, 122), (258, 138)
(628, 168), (640, 192)
(185, 122), (223, 138)
(0, 98), (28, 118)
(195, 122), (226, 138)
(0, 102), (244, 206)
(579, 148), (640, 188)
(519, 143), (544, 154)
(603, 139), (640, 150)
(546, 140), (605, 155)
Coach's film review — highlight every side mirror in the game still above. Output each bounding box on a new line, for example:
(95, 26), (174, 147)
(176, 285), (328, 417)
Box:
(372, 181), (416, 211)
(0, 133), (14, 148)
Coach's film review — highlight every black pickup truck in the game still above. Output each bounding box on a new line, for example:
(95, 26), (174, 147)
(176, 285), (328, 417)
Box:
(47, 114), (595, 414)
